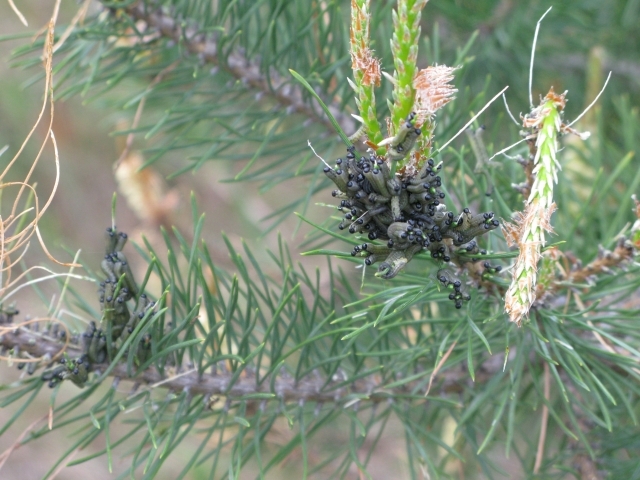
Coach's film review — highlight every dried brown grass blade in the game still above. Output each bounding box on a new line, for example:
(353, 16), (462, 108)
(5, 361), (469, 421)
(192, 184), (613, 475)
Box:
(425, 340), (457, 397)
(0, 414), (49, 471)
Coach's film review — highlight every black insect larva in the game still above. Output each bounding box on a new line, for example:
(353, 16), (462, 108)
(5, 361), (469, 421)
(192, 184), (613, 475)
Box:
(40, 227), (156, 388)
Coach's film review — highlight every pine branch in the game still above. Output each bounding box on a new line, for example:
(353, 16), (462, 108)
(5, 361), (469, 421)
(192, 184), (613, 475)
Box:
(107, 0), (355, 135)
(1, 321), (507, 404)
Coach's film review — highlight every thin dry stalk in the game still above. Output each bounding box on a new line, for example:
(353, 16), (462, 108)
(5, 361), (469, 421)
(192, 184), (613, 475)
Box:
(424, 340), (457, 397)
(0, 414), (49, 471)
(0, 8), (77, 272)
(0, 1), (86, 375)
(534, 361), (551, 473)
(49, 449), (79, 480)
(52, 0), (91, 53)
(6, 0), (27, 26)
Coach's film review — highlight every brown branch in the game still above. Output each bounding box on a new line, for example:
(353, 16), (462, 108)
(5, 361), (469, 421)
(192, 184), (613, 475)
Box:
(564, 238), (635, 285)
(107, 1), (355, 135)
(0, 324), (501, 404)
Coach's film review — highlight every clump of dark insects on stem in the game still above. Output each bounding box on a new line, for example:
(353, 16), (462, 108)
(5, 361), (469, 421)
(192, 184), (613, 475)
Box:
(41, 227), (156, 388)
(324, 112), (501, 308)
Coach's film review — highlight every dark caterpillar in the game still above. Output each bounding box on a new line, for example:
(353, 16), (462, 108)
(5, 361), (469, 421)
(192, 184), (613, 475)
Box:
(40, 227), (156, 388)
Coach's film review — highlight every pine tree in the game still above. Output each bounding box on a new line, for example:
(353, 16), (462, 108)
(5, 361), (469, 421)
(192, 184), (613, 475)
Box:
(1, 1), (639, 478)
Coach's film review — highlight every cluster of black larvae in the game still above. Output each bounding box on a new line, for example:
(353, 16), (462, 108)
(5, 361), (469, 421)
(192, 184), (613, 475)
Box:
(41, 227), (156, 388)
(324, 113), (500, 307)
